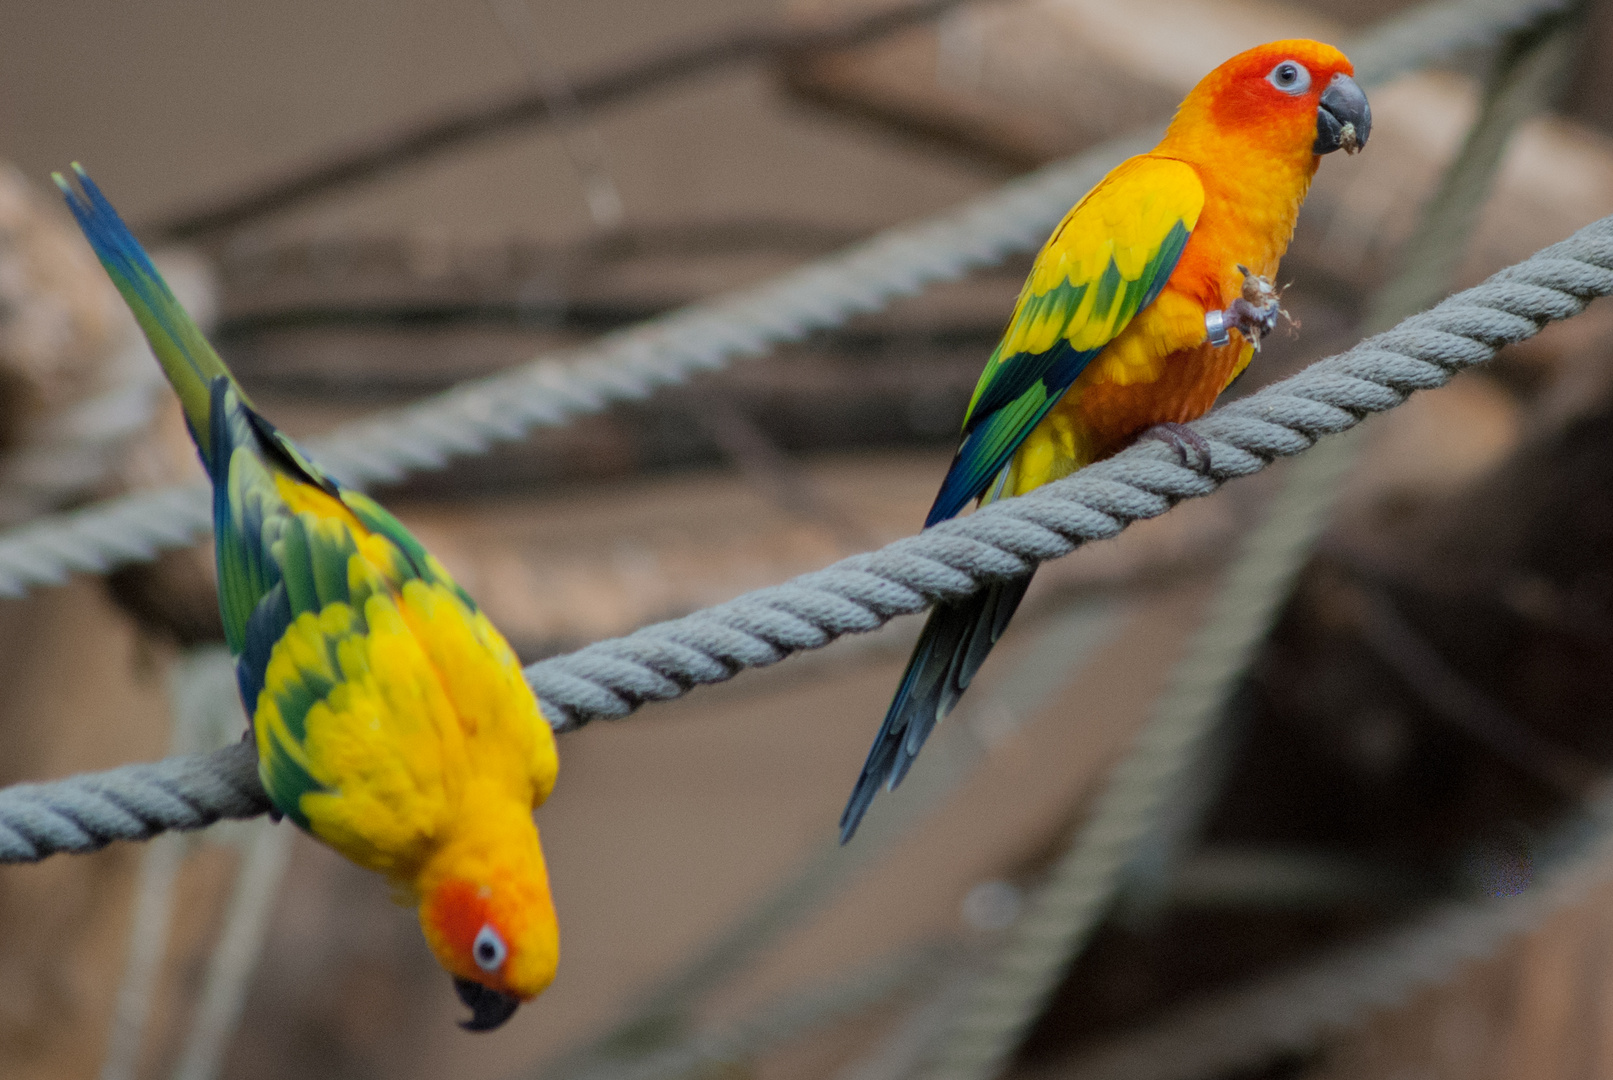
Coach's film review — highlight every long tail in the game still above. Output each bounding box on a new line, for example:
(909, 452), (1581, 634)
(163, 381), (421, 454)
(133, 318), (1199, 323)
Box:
(839, 572), (1033, 842)
(55, 164), (238, 471)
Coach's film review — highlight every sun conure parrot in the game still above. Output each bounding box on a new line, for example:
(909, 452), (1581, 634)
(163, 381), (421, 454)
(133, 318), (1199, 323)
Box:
(56, 166), (559, 1031)
(840, 39), (1371, 841)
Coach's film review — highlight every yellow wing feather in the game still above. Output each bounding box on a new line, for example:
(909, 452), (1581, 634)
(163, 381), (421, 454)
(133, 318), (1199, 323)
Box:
(251, 498), (557, 882)
(930, 155), (1204, 527)
(998, 155), (1205, 363)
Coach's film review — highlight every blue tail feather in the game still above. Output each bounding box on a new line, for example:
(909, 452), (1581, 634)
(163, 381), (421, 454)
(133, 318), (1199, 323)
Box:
(839, 574), (1032, 842)
(55, 164), (232, 464)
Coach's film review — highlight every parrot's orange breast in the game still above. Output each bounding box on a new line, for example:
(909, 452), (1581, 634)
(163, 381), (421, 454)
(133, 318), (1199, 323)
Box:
(1005, 149), (1313, 497)
(1058, 337), (1251, 462)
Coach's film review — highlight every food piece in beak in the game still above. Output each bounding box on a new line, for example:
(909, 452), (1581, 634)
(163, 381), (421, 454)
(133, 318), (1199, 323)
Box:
(1314, 72), (1371, 155)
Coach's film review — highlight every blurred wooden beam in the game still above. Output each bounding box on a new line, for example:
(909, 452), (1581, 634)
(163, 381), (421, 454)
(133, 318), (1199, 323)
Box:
(779, 0), (1613, 296)
(780, 0), (1335, 166)
(147, 0), (972, 243)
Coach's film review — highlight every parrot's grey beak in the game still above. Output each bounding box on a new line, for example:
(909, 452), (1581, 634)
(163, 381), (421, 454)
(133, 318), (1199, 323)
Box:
(455, 976), (521, 1032)
(1314, 73), (1371, 155)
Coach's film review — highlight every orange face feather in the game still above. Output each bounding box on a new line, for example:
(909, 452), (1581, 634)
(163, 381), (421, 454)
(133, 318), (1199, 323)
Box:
(416, 792), (559, 1013)
(1177, 40), (1356, 158)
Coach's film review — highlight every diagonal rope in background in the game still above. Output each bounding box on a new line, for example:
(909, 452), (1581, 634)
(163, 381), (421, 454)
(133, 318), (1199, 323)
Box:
(3, 208), (1612, 862)
(0, 0), (1568, 601)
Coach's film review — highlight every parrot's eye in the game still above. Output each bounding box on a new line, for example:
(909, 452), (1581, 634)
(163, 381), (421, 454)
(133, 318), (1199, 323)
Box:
(472, 925), (508, 972)
(1266, 61), (1311, 95)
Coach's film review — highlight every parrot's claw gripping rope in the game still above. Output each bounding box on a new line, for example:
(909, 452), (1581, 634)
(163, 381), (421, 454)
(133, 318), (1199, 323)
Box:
(1204, 265), (1288, 351)
(1142, 421), (1213, 470)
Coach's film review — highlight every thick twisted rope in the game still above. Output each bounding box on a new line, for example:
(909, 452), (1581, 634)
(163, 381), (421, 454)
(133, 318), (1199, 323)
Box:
(0, 0), (1565, 599)
(3, 215), (1611, 862)
(525, 216), (1613, 729)
(0, 742), (268, 862)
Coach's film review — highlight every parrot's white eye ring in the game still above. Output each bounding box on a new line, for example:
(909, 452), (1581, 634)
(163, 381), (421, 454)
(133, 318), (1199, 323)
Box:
(1267, 61), (1311, 96)
(473, 925), (508, 972)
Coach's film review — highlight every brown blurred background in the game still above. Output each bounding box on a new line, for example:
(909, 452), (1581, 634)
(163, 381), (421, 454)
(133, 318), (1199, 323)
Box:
(5, 0), (1613, 1079)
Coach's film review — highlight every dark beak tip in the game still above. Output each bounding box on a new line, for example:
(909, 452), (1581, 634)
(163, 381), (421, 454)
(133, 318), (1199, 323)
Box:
(453, 976), (522, 1032)
(1314, 72), (1371, 156)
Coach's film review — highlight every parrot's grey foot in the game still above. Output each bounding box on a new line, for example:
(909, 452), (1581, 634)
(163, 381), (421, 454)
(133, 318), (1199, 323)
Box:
(1204, 265), (1285, 350)
(1144, 422), (1212, 469)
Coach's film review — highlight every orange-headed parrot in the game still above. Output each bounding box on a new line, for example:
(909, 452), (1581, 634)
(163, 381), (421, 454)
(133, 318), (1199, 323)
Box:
(840, 39), (1370, 840)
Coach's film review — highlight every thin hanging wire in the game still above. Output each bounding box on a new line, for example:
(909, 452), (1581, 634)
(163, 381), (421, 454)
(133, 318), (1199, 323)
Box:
(484, 0), (627, 230)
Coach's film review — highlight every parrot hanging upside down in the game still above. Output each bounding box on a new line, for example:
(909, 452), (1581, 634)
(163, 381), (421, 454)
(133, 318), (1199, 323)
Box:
(57, 167), (559, 1032)
(840, 39), (1371, 842)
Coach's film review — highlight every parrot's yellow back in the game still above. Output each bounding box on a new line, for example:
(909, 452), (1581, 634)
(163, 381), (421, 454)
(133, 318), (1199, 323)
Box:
(57, 166), (559, 1031)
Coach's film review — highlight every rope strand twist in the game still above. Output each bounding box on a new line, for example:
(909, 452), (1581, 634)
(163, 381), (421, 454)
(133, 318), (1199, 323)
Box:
(0, 743), (267, 862)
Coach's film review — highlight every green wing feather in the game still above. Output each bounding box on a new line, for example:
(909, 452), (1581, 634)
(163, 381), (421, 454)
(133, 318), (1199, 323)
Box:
(58, 168), (486, 833)
(925, 157), (1203, 526)
(55, 165), (240, 468)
